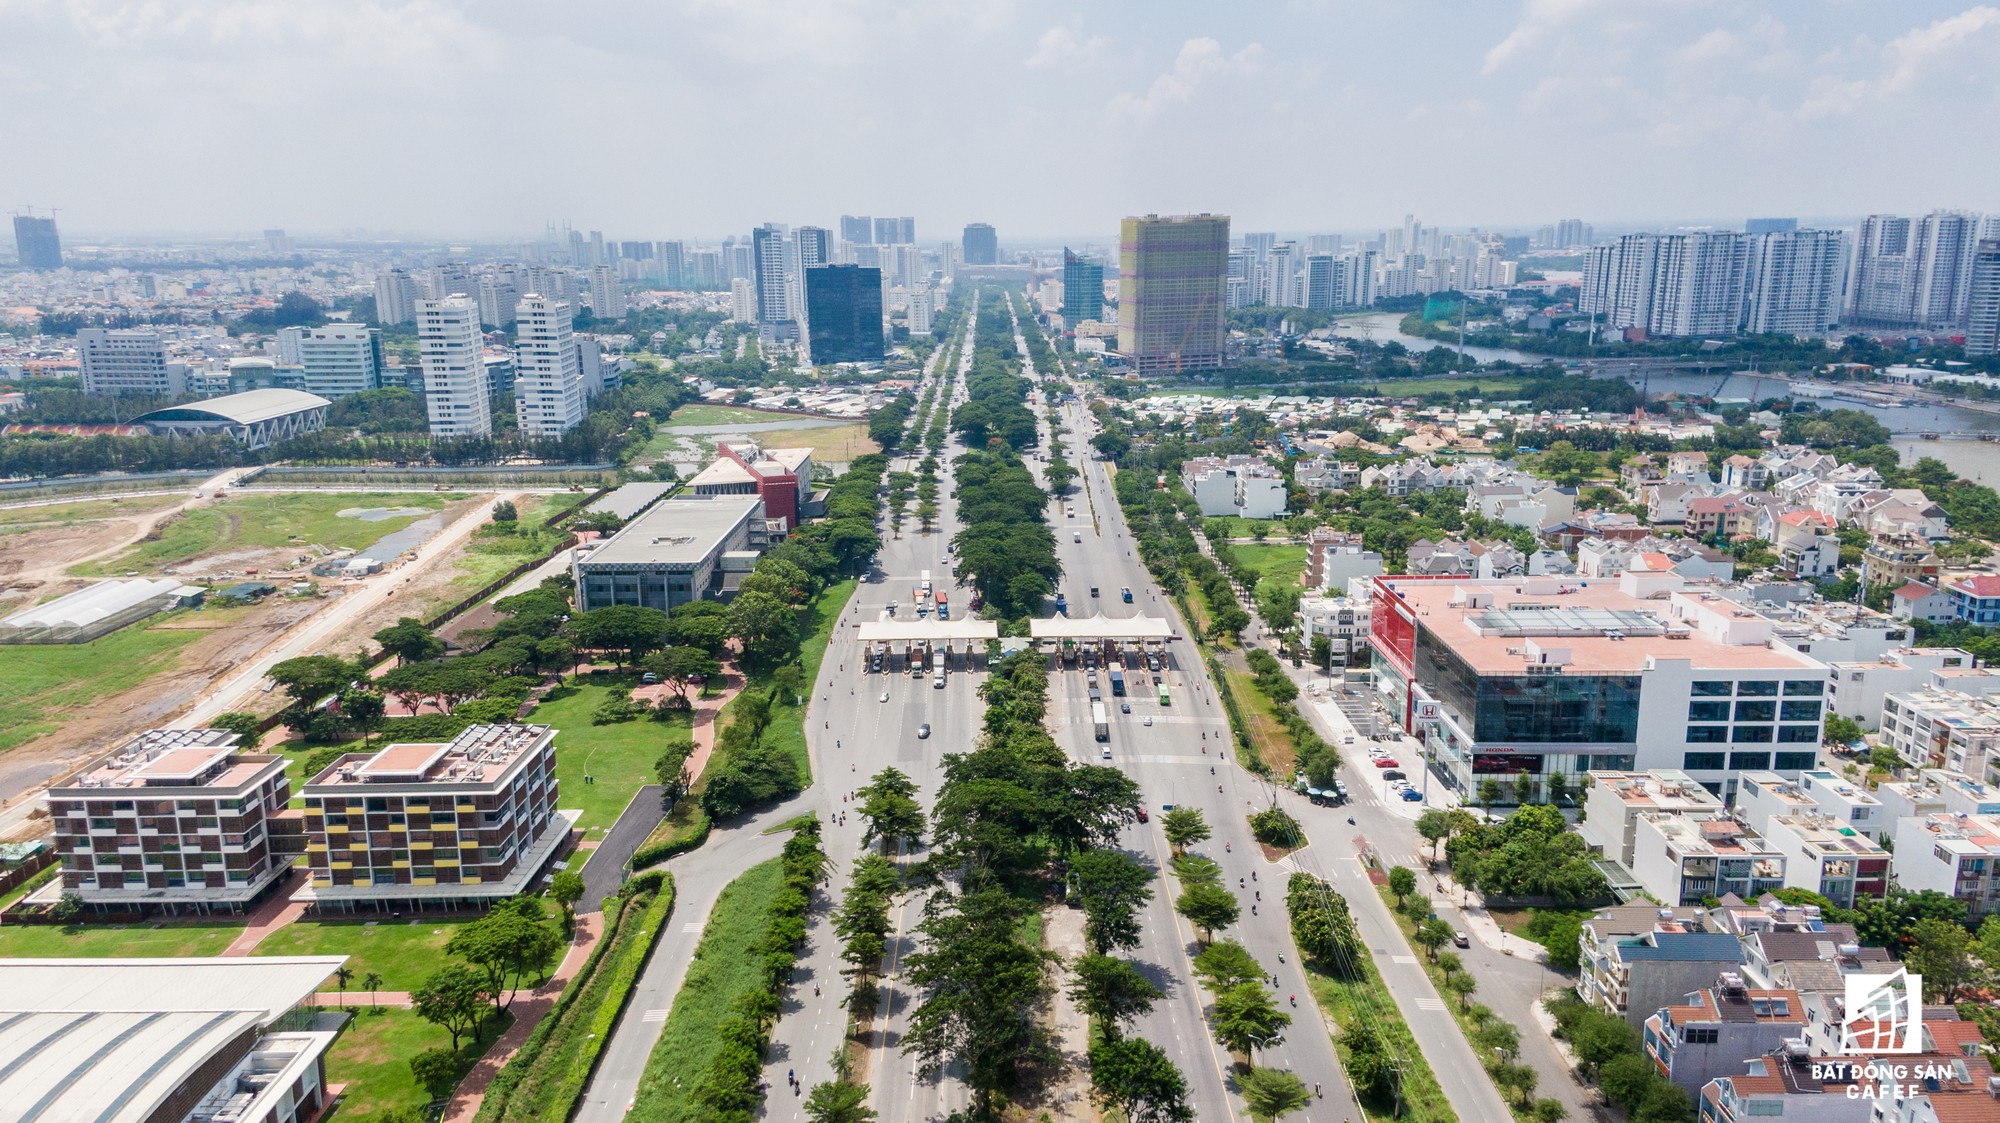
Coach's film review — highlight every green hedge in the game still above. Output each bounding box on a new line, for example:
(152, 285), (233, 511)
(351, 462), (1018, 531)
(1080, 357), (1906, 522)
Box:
(627, 807), (712, 871)
(471, 875), (677, 1123)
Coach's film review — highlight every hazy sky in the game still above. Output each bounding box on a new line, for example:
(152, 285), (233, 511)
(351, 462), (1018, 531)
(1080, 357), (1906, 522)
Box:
(6, 1), (1999, 243)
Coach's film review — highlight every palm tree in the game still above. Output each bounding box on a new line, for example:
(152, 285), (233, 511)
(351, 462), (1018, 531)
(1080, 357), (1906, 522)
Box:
(363, 971), (384, 1008)
(333, 965), (354, 1007)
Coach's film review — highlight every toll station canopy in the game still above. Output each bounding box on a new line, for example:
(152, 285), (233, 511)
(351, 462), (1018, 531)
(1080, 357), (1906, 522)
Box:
(856, 619), (1002, 643)
(1028, 614), (1177, 641)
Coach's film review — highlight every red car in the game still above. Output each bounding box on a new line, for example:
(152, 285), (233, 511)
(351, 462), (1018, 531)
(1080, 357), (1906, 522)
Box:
(1372, 757), (1399, 768)
(1136, 807), (1150, 823)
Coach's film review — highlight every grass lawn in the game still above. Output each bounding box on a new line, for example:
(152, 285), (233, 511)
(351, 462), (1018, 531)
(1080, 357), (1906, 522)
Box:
(253, 917), (476, 992)
(0, 493), (184, 530)
(1228, 543), (1308, 586)
(76, 491), (452, 575)
(0, 918), (245, 958)
(757, 422), (880, 462)
(759, 578), (856, 784)
(444, 495), (566, 596)
(0, 615), (204, 753)
(1359, 376), (1528, 398)
(323, 1006), (508, 1117)
(663, 403), (803, 427)
(1304, 957), (1456, 1123)
(630, 858), (784, 1123)
(529, 678), (692, 835)
(1224, 666), (1297, 774)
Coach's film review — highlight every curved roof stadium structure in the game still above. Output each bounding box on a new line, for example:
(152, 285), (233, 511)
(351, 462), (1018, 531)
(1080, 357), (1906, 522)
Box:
(134, 388), (331, 450)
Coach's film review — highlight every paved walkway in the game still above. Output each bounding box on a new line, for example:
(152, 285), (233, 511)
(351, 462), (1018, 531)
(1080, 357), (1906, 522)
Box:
(633, 671), (745, 790)
(441, 910), (607, 1123)
(221, 870), (306, 956)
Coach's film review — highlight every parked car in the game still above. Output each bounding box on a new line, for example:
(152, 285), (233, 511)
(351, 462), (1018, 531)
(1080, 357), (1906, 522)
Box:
(1400, 788), (1425, 802)
(1383, 770), (1406, 781)
(1373, 757), (1399, 768)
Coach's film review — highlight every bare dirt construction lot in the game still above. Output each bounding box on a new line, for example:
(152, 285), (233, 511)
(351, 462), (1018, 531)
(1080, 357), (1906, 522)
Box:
(0, 491), (489, 807)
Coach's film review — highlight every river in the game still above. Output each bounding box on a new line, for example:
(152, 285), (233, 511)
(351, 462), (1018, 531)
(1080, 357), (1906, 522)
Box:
(1337, 312), (2000, 482)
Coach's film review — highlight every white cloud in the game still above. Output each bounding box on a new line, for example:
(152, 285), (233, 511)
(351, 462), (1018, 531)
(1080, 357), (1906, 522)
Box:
(1675, 28), (1738, 64)
(1106, 37), (1261, 124)
(1482, 0), (1604, 74)
(1025, 24), (1103, 70)
(1802, 4), (2000, 117)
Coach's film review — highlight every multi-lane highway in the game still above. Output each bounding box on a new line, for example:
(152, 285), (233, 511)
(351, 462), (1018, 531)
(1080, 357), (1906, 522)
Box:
(1014, 298), (1357, 1121)
(758, 302), (984, 1122)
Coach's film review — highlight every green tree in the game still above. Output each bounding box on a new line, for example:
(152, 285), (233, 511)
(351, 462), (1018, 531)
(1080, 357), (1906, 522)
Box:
(1413, 917), (1453, 961)
(1532, 1098), (1569, 1123)
(210, 711), (262, 744)
(550, 869), (584, 931)
(409, 1046), (461, 1102)
(856, 767), (926, 854)
(1598, 1053), (1654, 1107)
(1238, 1067), (1311, 1120)
(1162, 806), (1211, 855)
(803, 1080), (877, 1123)
(1478, 778), (1502, 810)
(1209, 982), (1290, 1065)
(646, 645), (723, 701)
(411, 964), (491, 1050)
(1069, 954), (1162, 1040)
(1823, 714), (1864, 746)
(653, 740), (696, 806)
(1443, 970), (1478, 1010)
(1175, 881), (1241, 945)
(445, 904), (561, 1010)
(728, 590), (802, 668)
(374, 617), (444, 665)
(562, 605), (670, 668)
(1416, 809), (1454, 863)
(1387, 865), (1416, 906)
(1072, 848), (1154, 954)
(1087, 1037), (1194, 1123)
(491, 499), (518, 522)
(1285, 873), (1363, 977)
(268, 654), (355, 707)
(333, 964), (354, 1003)
(1191, 939), (1265, 993)
(1904, 918), (1986, 1001)
(1475, 1019), (1521, 1059)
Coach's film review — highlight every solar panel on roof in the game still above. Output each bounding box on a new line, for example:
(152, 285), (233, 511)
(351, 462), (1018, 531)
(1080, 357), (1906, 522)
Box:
(1469, 607), (1667, 637)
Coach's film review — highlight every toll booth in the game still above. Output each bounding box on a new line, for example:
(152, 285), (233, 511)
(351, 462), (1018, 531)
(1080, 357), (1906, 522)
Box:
(855, 620), (1001, 675)
(1027, 614), (1179, 672)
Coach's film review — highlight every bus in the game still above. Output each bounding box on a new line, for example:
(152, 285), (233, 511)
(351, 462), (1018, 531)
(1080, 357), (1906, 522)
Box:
(1091, 701), (1109, 742)
(1158, 683), (1171, 706)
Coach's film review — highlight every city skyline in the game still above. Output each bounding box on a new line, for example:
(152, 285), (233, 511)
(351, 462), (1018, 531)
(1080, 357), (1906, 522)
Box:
(4, 2), (1998, 238)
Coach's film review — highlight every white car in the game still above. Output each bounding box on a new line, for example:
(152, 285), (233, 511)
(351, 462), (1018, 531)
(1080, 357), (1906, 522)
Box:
(1143, 716), (1153, 727)
(879, 692), (890, 703)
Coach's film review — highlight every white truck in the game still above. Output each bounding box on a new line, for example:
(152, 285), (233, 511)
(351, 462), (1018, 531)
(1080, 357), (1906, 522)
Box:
(932, 650), (946, 688)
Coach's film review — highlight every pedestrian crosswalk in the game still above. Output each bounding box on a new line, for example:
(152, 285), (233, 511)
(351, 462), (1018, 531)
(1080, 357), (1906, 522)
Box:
(680, 921), (702, 933)
(641, 1008), (669, 1022)
(1415, 996), (1447, 1011)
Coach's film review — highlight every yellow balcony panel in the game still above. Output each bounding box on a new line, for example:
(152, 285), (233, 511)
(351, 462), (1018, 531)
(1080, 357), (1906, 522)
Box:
(458, 840), (479, 850)
(305, 844), (327, 853)
(436, 859), (459, 868)
(392, 860), (410, 869)
(326, 825), (348, 834)
(411, 841), (433, 850)
(330, 861), (352, 870)
(462, 876), (482, 884)
(413, 877), (437, 886)
(388, 823), (407, 833)
(456, 804), (477, 813)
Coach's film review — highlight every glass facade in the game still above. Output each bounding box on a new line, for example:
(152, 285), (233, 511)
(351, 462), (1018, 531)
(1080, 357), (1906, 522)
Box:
(804, 265), (885, 365)
(1414, 628), (1641, 744)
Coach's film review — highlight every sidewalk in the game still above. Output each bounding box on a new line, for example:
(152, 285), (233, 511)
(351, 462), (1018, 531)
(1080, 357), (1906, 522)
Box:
(221, 869), (306, 956)
(441, 910), (606, 1123)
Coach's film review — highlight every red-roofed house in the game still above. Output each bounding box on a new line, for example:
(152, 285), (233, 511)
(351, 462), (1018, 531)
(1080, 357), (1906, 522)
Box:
(1772, 510), (1840, 579)
(1892, 581), (1953, 624)
(1945, 575), (2000, 626)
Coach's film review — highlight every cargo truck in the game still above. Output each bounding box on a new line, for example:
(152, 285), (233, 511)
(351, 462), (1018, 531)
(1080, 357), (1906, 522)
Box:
(1110, 669), (1126, 696)
(1091, 701), (1109, 742)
